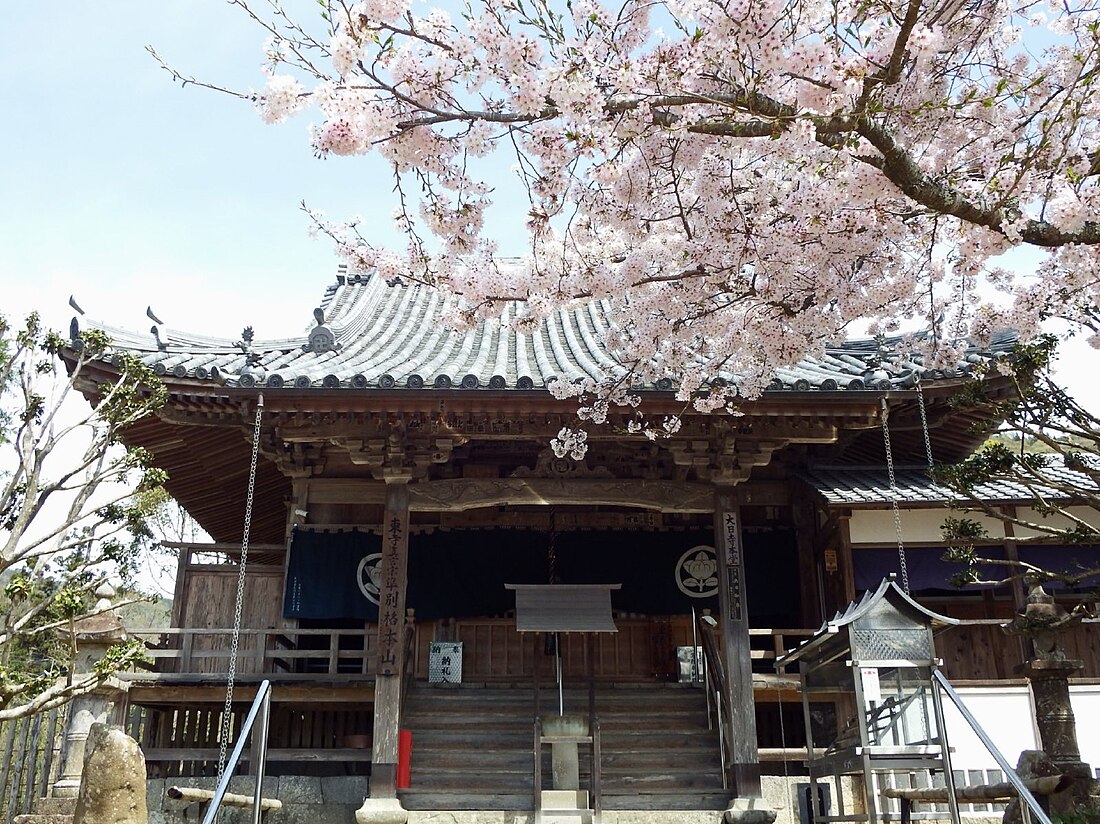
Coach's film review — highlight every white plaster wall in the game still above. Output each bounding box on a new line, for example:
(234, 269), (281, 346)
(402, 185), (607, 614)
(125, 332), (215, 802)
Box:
(849, 510), (1004, 546)
(848, 506), (1100, 546)
(940, 687), (1038, 770)
(1071, 685), (1100, 773)
(942, 686), (1100, 775)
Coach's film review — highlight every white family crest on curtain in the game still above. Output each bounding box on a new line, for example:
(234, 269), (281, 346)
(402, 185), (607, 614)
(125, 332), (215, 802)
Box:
(357, 552), (383, 605)
(676, 546), (719, 598)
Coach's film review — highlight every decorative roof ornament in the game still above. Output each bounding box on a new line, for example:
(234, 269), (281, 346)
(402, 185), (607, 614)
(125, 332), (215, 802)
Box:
(302, 307), (342, 354)
(236, 325), (265, 386)
(69, 317), (83, 351)
(150, 326), (168, 352)
(146, 306), (166, 326)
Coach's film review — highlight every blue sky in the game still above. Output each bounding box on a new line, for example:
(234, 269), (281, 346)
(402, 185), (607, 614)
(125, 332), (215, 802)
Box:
(0, 1), (404, 338)
(2, 1), (1097, 411)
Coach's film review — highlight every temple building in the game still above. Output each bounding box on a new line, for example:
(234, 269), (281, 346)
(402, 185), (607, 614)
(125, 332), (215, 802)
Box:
(63, 271), (1100, 823)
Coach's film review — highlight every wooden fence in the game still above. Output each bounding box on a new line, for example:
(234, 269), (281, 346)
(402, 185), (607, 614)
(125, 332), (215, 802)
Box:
(0, 708), (64, 819)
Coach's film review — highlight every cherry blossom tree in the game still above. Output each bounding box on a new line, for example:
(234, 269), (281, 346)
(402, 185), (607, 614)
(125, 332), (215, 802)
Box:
(155, 0), (1100, 414)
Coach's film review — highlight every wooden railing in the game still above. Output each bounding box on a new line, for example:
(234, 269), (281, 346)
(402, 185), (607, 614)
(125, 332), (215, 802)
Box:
(698, 616), (734, 790)
(128, 622), (820, 682)
(128, 627), (378, 681)
(749, 627), (816, 673)
(134, 619), (1100, 685)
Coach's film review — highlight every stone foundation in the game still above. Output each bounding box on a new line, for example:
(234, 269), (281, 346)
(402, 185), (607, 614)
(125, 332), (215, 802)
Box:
(151, 774), (995, 824)
(148, 776), (367, 824)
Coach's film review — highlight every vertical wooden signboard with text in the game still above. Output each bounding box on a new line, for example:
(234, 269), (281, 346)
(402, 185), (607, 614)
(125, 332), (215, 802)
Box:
(713, 492), (762, 798)
(371, 479), (410, 798)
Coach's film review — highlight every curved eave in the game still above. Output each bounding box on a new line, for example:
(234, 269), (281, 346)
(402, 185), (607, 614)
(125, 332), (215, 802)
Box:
(123, 415), (289, 545)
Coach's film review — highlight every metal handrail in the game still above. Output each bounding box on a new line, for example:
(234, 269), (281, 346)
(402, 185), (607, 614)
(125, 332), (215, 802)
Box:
(202, 679), (273, 824)
(932, 670), (1053, 824)
(698, 616), (733, 790)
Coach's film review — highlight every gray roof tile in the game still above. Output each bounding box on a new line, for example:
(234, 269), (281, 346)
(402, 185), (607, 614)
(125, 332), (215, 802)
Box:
(801, 459), (1099, 506)
(76, 274), (1018, 391)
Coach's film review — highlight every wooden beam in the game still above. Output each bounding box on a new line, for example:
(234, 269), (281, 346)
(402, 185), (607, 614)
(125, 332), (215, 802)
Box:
(147, 747), (374, 763)
(128, 683), (375, 706)
(883, 776), (1069, 802)
(409, 478), (714, 513)
(307, 480), (387, 505)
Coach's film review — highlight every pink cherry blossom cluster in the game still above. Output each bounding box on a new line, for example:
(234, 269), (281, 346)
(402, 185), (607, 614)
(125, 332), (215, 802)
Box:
(243, 0), (1100, 411)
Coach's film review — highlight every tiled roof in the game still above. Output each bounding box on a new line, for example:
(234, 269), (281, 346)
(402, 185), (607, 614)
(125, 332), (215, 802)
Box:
(75, 274), (1018, 392)
(801, 460), (1100, 507)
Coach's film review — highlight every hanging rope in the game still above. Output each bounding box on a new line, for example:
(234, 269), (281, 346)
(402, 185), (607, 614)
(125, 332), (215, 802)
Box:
(217, 394), (265, 779)
(880, 397), (911, 594)
(777, 687), (790, 783)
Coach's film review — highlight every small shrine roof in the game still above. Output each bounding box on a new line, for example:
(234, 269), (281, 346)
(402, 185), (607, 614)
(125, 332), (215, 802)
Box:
(73, 273), (1017, 393)
(801, 460), (1100, 508)
(776, 576), (958, 666)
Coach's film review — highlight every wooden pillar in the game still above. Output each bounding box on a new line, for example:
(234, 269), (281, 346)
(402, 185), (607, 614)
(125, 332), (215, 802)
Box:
(371, 477), (411, 799)
(792, 497), (824, 627)
(837, 514), (856, 603)
(713, 489), (762, 798)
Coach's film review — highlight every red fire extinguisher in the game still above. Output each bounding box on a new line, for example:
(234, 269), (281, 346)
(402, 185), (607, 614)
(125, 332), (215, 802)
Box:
(397, 730), (413, 789)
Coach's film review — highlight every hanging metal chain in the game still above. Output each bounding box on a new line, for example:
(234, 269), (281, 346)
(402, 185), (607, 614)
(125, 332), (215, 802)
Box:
(217, 394), (264, 779)
(881, 398), (911, 594)
(915, 376), (935, 474)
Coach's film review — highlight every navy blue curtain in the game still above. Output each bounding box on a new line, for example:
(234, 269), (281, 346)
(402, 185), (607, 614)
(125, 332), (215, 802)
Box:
(853, 544), (1100, 594)
(284, 526), (800, 623)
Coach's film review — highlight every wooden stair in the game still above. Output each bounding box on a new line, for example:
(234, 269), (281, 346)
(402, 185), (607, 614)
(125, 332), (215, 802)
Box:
(399, 682), (729, 812)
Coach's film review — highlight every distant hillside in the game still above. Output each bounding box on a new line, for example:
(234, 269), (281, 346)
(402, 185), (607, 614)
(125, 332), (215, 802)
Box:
(118, 593), (172, 629)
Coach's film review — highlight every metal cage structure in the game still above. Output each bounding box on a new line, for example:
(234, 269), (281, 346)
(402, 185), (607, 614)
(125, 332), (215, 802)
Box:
(777, 577), (963, 824)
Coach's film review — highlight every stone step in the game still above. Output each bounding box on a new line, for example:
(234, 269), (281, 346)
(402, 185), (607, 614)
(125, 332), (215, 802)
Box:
(31, 798), (77, 816)
(12, 815), (73, 824)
